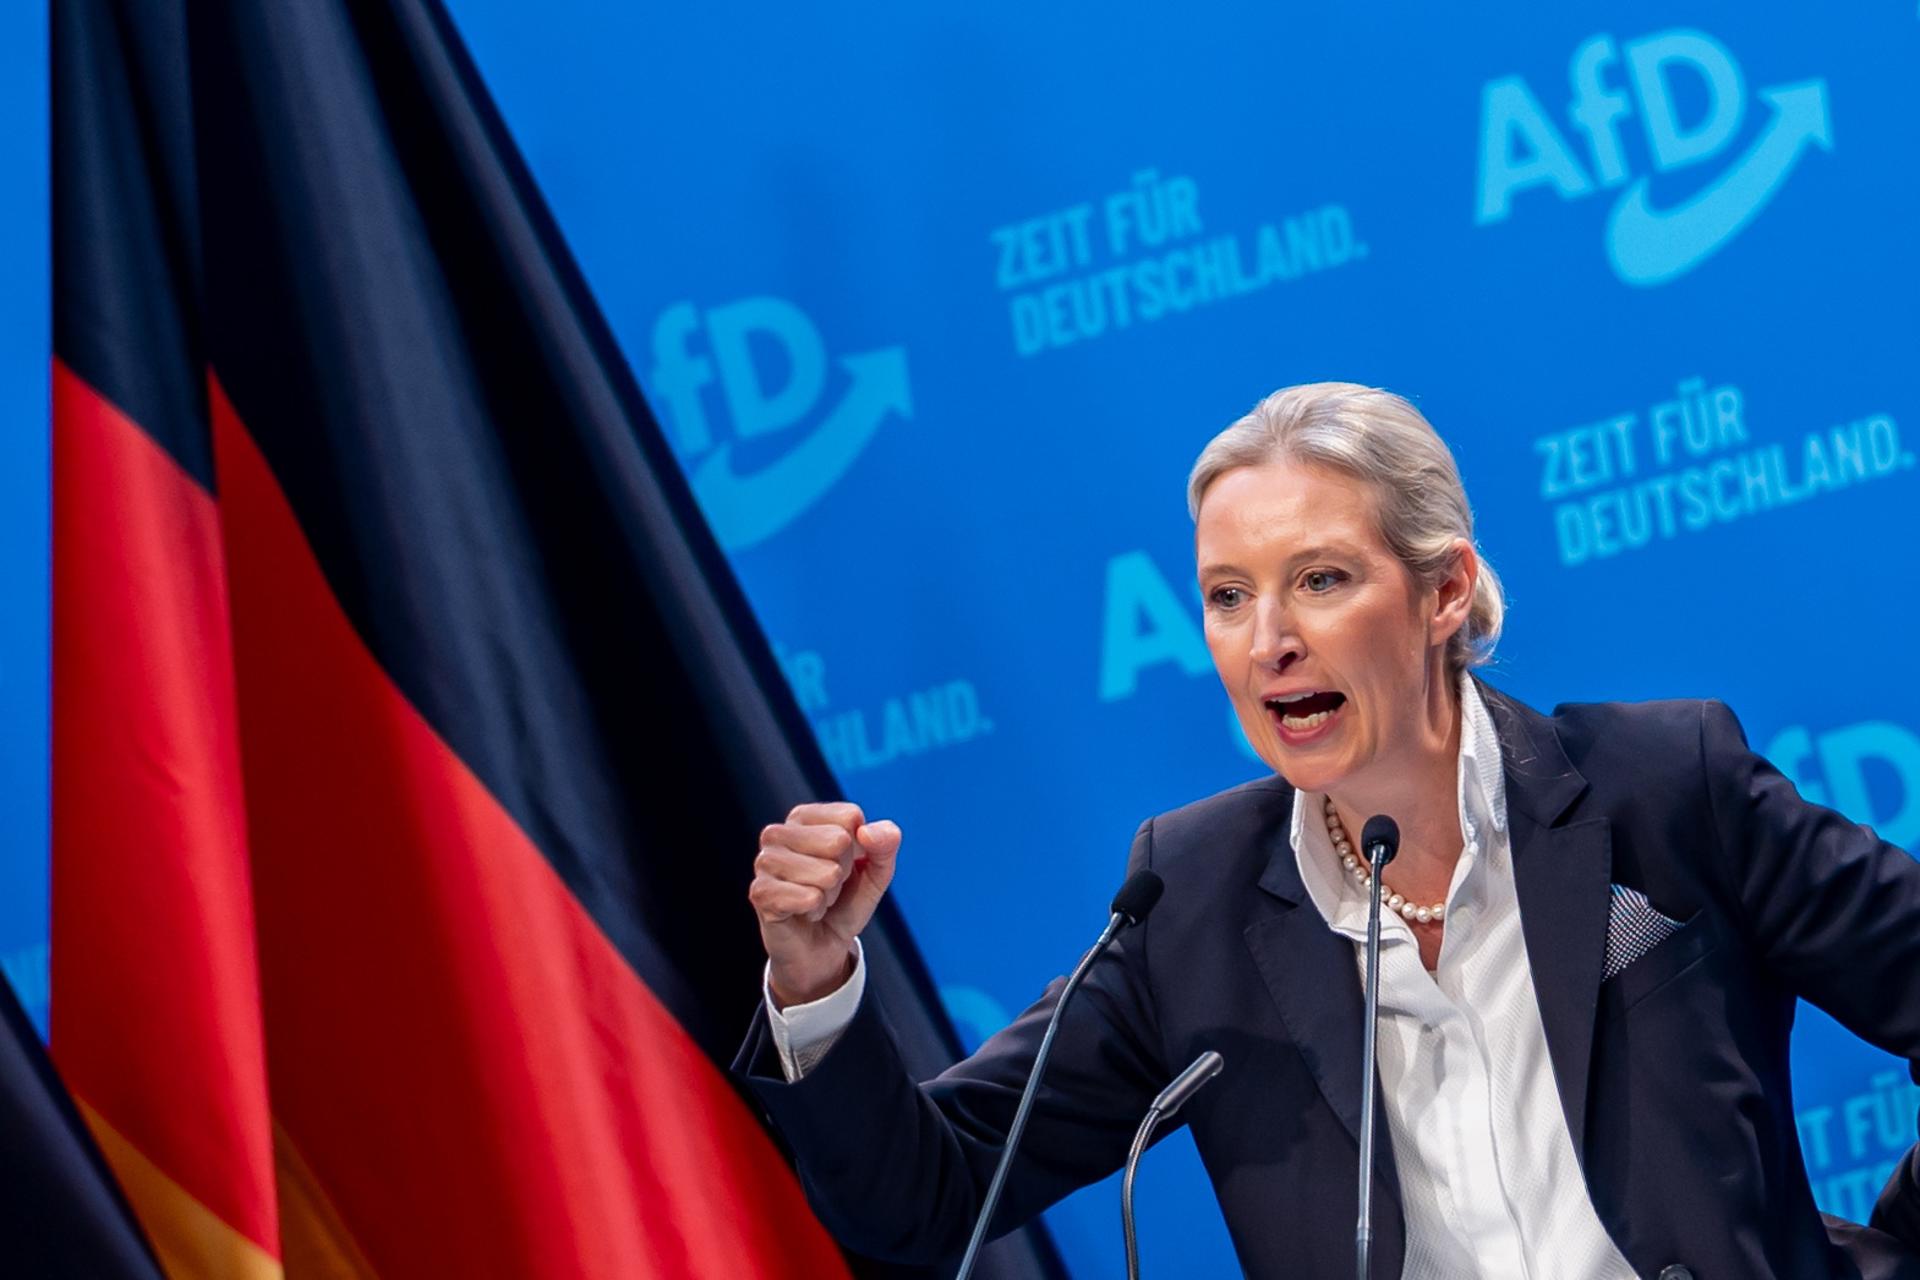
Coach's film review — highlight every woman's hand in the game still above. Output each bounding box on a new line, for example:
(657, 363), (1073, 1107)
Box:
(750, 802), (901, 1008)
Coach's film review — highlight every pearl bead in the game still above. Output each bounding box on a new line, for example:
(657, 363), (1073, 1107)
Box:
(1324, 795), (1445, 921)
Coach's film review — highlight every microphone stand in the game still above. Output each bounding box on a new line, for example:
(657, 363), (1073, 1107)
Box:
(953, 870), (1162, 1280)
(1122, 1050), (1224, 1280)
(1355, 835), (1390, 1280)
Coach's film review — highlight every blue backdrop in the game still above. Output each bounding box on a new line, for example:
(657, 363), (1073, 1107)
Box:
(0, 0), (49, 1047)
(10, 3), (1920, 1276)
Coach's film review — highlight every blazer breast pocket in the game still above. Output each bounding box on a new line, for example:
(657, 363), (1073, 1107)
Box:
(1601, 908), (1722, 1015)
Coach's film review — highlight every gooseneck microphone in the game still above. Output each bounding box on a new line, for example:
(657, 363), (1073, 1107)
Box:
(953, 869), (1165, 1280)
(1356, 815), (1400, 1280)
(1122, 1049), (1225, 1280)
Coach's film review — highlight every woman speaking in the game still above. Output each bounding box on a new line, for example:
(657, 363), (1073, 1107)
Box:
(736, 383), (1920, 1278)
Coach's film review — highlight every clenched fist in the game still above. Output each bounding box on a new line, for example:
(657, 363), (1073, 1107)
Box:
(750, 801), (901, 1008)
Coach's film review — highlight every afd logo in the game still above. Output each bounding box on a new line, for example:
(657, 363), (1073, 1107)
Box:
(648, 297), (911, 551)
(1475, 29), (1832, 287)
(1767, 721), (1920, 851)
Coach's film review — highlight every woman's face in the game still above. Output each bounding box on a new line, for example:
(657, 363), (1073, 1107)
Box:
(1195, 458), (1466, 795)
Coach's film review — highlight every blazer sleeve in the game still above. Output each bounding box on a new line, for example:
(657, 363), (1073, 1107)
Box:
(730, 818), (1170, 1265)
(1699, 699), (1920, 1062)
(1699, 699), (1920, 1249)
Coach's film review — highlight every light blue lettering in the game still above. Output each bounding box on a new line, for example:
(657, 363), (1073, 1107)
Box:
(1569, 35), (1633, 187)
(706, 296), (827, 438)
(1476, 76), (1594, 224)
(1099, 551), (1211, 700)
(1625, 29), (1746, 172)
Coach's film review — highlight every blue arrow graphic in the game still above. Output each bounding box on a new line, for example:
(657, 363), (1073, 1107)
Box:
(691, 347), (912, 551)
(1605, 80), (1832, 287)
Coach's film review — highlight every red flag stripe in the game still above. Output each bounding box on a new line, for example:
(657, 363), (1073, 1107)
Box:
(209, 372), (850, 1276)
(50, 357), (281, 1259)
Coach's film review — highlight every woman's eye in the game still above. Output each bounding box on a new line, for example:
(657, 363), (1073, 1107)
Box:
(1208, 586), (1245, 609)
(1301, 570), (1345, 593)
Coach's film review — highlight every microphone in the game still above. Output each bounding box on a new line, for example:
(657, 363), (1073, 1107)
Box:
(1110, 869), (1165, 927)
(953, 869), (1165, 1280)
(1356, 815), (1399, 1280)
(1122, 1050), (1225, 1280)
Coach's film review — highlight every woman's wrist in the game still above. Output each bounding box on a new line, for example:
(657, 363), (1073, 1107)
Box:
(768, 945), (858, 1010)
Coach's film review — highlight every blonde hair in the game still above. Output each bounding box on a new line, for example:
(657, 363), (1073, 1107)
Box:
(1187, 382), (1504, 674)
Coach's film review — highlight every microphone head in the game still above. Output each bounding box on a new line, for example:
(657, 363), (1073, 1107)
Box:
(1110, 869), (1165, 926)
(1152, 1049), (1225, 1118)
(1360, 815), (1400, 867)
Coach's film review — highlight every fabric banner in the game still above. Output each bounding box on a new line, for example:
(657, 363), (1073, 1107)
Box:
(50, 1), (1059, 1275)
(427, 2), (1920, 1273)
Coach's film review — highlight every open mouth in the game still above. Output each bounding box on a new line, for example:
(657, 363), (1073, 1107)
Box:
(1264, 691), (1347, 734)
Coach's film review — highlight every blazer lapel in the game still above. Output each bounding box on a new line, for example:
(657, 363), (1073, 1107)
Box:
(1482, 682), (1613, 1164)
(1245, 799), (1401, 1216)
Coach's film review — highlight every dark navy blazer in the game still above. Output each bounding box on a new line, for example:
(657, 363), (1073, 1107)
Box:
(736, 685), (1920, 1278)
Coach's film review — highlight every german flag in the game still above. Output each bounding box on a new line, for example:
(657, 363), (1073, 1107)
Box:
(51, 1), (1060, 1276)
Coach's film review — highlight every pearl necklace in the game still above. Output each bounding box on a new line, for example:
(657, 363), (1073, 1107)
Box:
(1324, 796), (1447, 925)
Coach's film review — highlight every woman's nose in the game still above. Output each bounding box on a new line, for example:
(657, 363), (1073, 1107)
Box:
(1247, 603), (1302, 670)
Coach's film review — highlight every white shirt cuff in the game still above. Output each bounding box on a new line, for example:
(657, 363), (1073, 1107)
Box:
(763, 938), (866, 1082)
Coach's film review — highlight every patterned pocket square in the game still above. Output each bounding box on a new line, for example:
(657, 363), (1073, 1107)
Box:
(1604, 885), (1684, 981)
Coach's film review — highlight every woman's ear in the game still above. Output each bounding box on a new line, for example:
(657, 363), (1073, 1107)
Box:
(1430, 538), (1477, 645)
